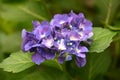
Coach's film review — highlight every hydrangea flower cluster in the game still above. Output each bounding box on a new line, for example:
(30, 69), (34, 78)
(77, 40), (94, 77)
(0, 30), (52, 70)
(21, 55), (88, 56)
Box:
(21, 11), (93, 67)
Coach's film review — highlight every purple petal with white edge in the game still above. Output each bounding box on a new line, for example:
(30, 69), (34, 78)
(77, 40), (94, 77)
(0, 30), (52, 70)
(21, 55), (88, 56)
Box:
(24, 42), (34, 51)
(75, 57), (86, 67)
(75, 46), (88, 58)
(69, 11), (77, 17)
(21, 29), (27, 52)
(41, 36), (54, 48)
(69, 11), (85, 28)
(78, 13), (85, 18)
(77, 53), (86, 58)
(54, 39), (66, 50)
(21, 29), (39, 52)
(80, 46), (88, 52)
(83, 19), (93, 31)
(32, 21), (40, 28)
(22, 29), (26, 38)
(65, 55), (72, 61)
(24, 42), (40, 51)
(50, 14), (72, 28)
(32, 53), (45, 65)
(33, 21), (51, 40)
(85, 31), (93, 39)
(69, 31), (81, 41)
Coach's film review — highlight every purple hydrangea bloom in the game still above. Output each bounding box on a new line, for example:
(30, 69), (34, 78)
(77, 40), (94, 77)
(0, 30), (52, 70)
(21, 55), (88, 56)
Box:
(21, 21), (56, 65)
(21, 11), (93, 67)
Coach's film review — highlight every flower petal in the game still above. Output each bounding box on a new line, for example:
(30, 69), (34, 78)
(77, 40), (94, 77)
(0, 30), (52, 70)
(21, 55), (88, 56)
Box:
(33, 21), (51, 40)
(21, 29), (39, 52)
(38, 48), (56, 60)
(75, 57), (86, 67)
(41, 36), (54, 48)
(32, 53), (45, 65)
(50, 14), (72, 28)
(69, 31), (81, 41)
(32, 21), (40, 28)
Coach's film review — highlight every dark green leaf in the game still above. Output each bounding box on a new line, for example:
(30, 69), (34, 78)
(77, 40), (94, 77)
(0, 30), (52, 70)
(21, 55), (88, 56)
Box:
(42, 59), (63, 71)
(90, 27), (117, 53)
(0, 51), (35, 73)
(21, 67), (68, 80)
(78, 50), (111, 80)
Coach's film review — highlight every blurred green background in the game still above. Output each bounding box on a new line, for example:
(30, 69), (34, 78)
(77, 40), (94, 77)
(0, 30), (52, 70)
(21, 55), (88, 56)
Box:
(0, 0), (120, 80)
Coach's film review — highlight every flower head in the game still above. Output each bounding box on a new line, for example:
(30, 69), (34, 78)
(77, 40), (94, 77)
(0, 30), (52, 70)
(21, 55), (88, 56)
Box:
(21, 11), (93, 67)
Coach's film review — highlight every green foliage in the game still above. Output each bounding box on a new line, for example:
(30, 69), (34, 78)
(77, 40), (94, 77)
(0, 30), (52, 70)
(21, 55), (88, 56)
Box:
(0, 51), (63, 73)
(0, 51), (35, 73)
(42, 60), (63, 71)
(78, 50), (111, 80)
(0, 32), (21, 53)
(95, 0), (120, 24)
(21, 67), (68, 80)
(0, 0), (51, 21)
(90, 27), (117, 53)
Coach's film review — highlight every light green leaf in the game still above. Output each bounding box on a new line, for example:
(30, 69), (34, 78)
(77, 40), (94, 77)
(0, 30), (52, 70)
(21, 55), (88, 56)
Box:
(0, 51), (35, 73)
(90, 27), (117, 53)
(78, 50), (111, 80)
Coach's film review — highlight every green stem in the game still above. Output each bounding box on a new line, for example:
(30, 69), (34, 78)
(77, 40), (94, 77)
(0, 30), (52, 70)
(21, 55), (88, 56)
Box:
(106, 25), (120, 31)
(54, 59), (63, 71)
(17, 6), (47, 20)
(104, 0), (120, 31)
(105, 0), (112, 25)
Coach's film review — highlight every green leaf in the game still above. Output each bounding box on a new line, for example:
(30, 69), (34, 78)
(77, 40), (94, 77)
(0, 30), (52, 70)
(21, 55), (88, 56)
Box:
(90, 27), (117, 53)
(0, 51), (35, 73)
(78, 50), (111, 80)
(21, 67), (68, 80)
(42, 59), (63, 71)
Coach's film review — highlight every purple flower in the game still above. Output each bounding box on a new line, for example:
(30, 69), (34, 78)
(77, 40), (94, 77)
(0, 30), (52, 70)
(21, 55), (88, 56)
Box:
(21, 21), (55, 65)
(51, 11), (93, 67)
(21, 11), (93, 67)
